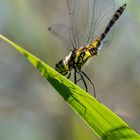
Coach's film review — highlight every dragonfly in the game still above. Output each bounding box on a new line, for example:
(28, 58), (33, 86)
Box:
(48, 0), (126, 98)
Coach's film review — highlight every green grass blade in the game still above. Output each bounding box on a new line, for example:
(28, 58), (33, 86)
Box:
(0, 34), (140, 140)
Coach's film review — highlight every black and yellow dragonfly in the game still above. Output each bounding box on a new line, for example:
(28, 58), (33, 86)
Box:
(49, 0), (126, 98)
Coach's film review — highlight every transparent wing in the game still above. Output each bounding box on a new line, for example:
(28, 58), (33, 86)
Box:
(48, 23), (73, 49)
(76, 0), (115, 46)
(49, 0), (115, 48)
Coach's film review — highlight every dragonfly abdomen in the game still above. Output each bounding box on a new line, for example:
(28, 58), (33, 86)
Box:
(89, 3), (126, 56)
(100, 3), (126, 42)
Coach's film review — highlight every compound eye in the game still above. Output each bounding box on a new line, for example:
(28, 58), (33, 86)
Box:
(58, 60), (64, 64)
(55, 64), (58, 69)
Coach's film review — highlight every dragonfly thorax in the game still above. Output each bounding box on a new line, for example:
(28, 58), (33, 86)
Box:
(55, 47), (96, 75)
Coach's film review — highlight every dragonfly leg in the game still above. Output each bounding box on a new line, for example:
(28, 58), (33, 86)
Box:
(76, 77), (82, 83)
(77, 72), (88, 92)
(67, 71), (71, 79)
(74, 68), (77, 84)
(81, 71), (96, 98)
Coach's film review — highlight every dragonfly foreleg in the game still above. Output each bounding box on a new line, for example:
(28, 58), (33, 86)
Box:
(67, 71), (71, 79)
(74, 68), (77, 84)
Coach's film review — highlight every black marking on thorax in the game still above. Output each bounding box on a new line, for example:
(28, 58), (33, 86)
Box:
(68, 49), (89, 70)
(77, 51), (87, 70)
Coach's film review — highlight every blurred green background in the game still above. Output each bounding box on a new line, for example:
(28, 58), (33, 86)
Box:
(0, 0), (140, 140)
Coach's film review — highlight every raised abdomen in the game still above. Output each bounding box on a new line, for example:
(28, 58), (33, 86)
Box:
(89, 4), (126, 56)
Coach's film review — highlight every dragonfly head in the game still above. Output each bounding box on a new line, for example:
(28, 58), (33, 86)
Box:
(55, 60), (68, 76)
